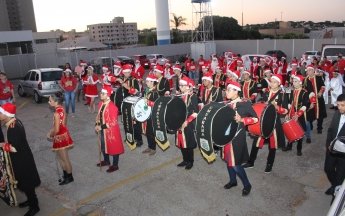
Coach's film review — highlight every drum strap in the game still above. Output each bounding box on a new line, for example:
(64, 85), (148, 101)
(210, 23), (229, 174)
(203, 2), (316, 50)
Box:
(121, 102), (136, 150)
(0, 148), (18, 206)
(267, 89), (281, 104)
(152, 100), (170, 151)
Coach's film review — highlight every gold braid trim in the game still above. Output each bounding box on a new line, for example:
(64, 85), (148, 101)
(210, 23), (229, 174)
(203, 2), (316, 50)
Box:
(54, 132), (71, 143)
(155, 138), (170, 151)
(126, 140), (136, 151)
(199, 149), (216, 163)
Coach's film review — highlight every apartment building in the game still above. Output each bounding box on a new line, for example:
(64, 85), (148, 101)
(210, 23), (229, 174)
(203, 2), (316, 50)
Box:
(87, 17), (138, 44)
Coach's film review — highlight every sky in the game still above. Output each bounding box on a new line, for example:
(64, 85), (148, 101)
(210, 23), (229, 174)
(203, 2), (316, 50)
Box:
(32, 0), (344, 32)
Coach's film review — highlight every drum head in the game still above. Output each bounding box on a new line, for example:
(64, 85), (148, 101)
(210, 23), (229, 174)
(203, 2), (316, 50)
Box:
(124, 96), (140, 104)
(212, 106), (238, 145)
(166, 97), (187, 131)
(261, 103), (277, 138)
(132, 99), (152, 122)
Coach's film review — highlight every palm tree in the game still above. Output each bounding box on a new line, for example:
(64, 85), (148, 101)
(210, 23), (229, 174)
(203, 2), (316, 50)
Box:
(170, 13), (187, 31)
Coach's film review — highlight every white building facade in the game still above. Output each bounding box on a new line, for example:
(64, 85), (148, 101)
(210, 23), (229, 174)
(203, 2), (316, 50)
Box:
(87, 17), (138, 45)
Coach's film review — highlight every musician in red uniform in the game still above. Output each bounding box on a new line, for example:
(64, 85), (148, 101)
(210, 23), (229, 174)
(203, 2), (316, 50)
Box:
(243, 74), (288, 173)
(141, 74), (160, 155)
(282, 75), (309, 156)
(260, 68), (272, 94)
(240, 70), (257, 103)
(222, 81), (258, 196)
(173, 65), (186, 95)
(176, 77), (199, 170)
(95, 85), (124, 173)
(154, 64), (170, 96)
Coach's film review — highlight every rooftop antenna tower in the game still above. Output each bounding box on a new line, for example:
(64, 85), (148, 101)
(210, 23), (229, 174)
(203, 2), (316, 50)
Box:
(191, 0), (214, 42)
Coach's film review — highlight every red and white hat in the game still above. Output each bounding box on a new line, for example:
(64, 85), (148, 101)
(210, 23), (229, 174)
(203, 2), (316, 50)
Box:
(114, 61), (122, 68)
(146, 74), (158, 82)
(179, 77), (192, 89)
(173, 65), (181, 71)
(135, 60), (140, 64)
(101, 85), (113, 98)
(64, 69), (72, 73)
(202, 65), (209, 70)
(306, 64), (314, 70)
(253, 56), (258, 61)
(227, 81), (241, 91)
(0, 102), (16, 117)
(232, 54), (238, 58)
(272, 54), (277, 58)
(237, 59), (243, 63)
(154, 65), (163, 73)
(243, 70), (251, 75)
(122, 64), (132, 73)
(271, 74), (283, 85)
(189, 79), (196, 89)
(202, 73), (213, 82)
(102, 66), (110, 72)
(231, 70), (240, 79)
(165, 62), (172, 67)
(80, 61), (87, 66)
(88, 66), (94, 71)
(264, 68), (272, 74)
(294, 75), (304, 84)
(291, 61), (298, 66)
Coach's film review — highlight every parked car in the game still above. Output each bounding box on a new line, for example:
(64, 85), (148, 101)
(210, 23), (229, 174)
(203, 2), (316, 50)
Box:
(241, 54), (270, 62)
(18, 68), (63, 103)
(265, 50), (287, 60)
(322, 45), (345, 61)
(303, 51), (321, 60)
(130, 55), (150, 69)
(147, 54), (166, 66)
(88, 56), (134, 73)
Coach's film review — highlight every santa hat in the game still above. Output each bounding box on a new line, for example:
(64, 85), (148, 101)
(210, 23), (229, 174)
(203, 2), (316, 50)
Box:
(264, 68), (272, 74)
(80, 61), (87, 66)
(227, 81), (241, 91)
(88, 66), (94, 71)
(260, 57), (265, 61)
(64, 69), (72, 73)
(294, 75), (304, 84)
(189, 79), (196, 88)
(0, 102), (16, 117)
(306, 64), (314, 70)
(114, 61), (122, 68)
(165, 62), (171, 67)
(101, 85), (113, 98)
(135, 60), (140, 64)
(272, 54), (277, 58)
(228, 50), (233, 54)
(291, 62), (298, 66)
(179, 77), (192, 89)
(102, 66), (110, 72)
(237, 59), (243, 63)
(122, 64), (132, 73)
(231, 70), (240, 79)
(173, 65), (181, 71)
(154, 65), (163, 73)
(271, 74), (283, 85)
(146, 74), (158, 82)
(202, 73), (213, 82)
(243, 70), (251, 76)
(202, 65), (209, 70)
(232, 54), (238, 58)
(253, 57), (258, 61)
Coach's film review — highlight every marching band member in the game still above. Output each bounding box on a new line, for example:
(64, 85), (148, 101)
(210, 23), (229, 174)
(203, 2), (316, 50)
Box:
(282, 75), (309, 156)
(222, 81), (258, 196)
(83, 66), (99, 114)
(260, 68), (272, 94)
(141, 74), (160, 155)
(213, 66), (226, 90)
(109, 64), (143, 147)
(0, 103), (41, 215)
(173, 65), (186, 95)
(132, 60), (145, 92)
(243, 74), (288, 173)
(176, 77), (199, 170)
(230, 70), (240, 83)
(305, 65), (327, 134)
(95, 85), (124, 173)
(154, 64), (170, 96)
(240, 70), (257, 103)
(330, 71), (345, 109)
(197, 65), (210, 98)
(199, 72), (223, 110)
(164, 62), (175, 90)
(47, 92), (74, 185)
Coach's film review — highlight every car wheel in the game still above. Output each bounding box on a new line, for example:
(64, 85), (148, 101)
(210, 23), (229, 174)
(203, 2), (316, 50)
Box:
(18, 86), (27, 97)
(34, 91), (42, 103)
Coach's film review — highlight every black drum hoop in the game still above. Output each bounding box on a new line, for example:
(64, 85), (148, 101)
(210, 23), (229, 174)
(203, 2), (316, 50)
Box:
(166, 97), (187, 131)
(260, 103), (277, 139)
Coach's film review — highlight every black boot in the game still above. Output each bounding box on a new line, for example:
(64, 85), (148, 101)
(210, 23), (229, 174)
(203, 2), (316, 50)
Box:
(242, 185), (252, 196)
(63, 170), (67, 179)
(59, 173), (74, 185)
(24, 205), (40, 216)
(282, 143), (292, 151)
(18, 200), (30, 208)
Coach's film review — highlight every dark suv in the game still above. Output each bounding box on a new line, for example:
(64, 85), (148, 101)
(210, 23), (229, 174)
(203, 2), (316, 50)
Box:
(265, 50), (287, 60)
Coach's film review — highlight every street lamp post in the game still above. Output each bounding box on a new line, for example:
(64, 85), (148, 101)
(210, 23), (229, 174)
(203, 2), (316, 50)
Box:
(0, 43), (9, 55)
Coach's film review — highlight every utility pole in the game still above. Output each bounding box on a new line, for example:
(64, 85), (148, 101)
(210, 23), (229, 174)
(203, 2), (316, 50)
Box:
(242, 0), (244, 38)
(281, 12), (282, 21)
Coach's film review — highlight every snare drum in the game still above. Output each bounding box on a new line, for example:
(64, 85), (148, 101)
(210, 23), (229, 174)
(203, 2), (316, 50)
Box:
(248, 102), (277, 138)
(282, 119), (305, 143)
(132, 98), (152, 122)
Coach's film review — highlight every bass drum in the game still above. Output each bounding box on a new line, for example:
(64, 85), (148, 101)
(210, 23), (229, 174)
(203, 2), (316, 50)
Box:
(165, 97), (187, 131)
(132, 98), (152, 122)
(248, 102), (276, 139)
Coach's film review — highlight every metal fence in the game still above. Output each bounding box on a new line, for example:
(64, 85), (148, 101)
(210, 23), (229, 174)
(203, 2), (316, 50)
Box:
(2, 38), (345, 79)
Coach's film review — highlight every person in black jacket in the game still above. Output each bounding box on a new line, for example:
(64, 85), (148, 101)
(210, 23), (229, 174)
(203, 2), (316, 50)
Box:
(0, 103), (41, 216)
(324, 94), (345, 196)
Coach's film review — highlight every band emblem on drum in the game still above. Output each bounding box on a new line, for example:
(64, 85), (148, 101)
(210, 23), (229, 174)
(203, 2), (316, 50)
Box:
(200, 138), (210, 151)
(126, 133), (133, 143)
(156, 130), (165, 142)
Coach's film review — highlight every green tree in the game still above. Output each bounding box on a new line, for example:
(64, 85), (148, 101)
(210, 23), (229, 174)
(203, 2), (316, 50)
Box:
(211, 16), (242, 39)
(145, 32), (157, 46)
(170, 13), (187, 43)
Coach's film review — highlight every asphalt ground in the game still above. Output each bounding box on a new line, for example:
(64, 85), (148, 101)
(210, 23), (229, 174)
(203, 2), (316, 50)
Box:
(0, 77), (336, 216)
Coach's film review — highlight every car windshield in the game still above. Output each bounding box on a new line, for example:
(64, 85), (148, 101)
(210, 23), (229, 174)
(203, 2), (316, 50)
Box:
(305, 51), (317, 55)
(324, 48), (345, 57)
(41, 71), (63, 81)
(266, 51), (275, 54)
(140, 55), (147, 59)
(118, 56), (130, 60)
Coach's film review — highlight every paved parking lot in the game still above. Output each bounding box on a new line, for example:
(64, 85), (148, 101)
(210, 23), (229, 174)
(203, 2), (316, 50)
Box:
(0, 79), (336, 216)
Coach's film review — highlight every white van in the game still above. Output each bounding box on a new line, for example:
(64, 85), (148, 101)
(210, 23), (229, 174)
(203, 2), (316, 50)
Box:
(321, 45), (345, 61)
